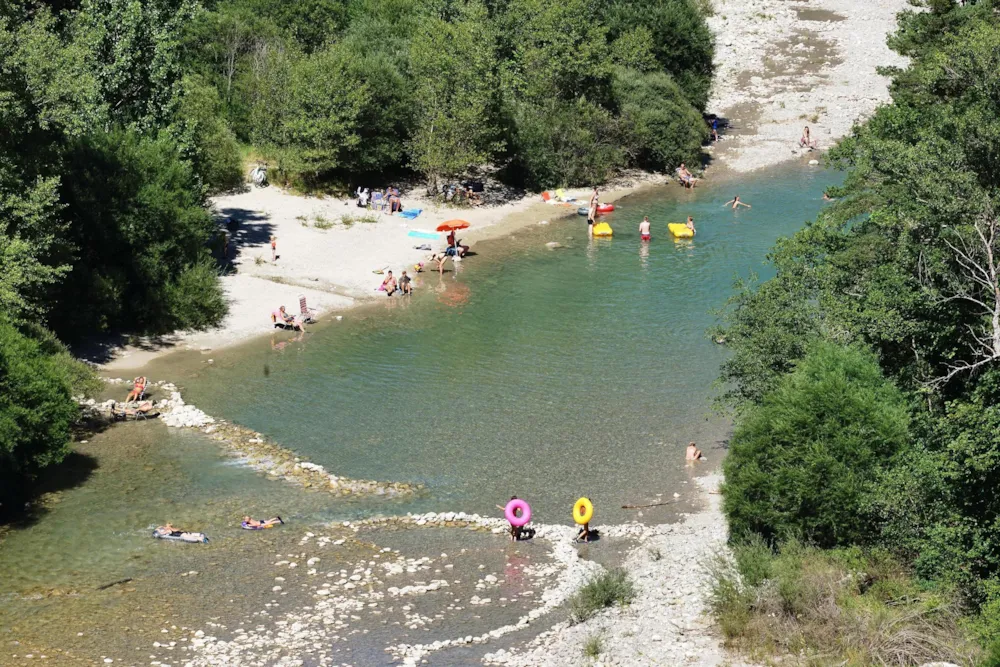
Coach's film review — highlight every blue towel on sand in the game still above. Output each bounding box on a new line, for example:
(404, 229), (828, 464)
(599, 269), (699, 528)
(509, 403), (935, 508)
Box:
(398, 209), (422, 219)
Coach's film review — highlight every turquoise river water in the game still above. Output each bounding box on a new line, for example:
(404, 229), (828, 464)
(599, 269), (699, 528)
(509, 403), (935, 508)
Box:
(0, 163), (840, 664)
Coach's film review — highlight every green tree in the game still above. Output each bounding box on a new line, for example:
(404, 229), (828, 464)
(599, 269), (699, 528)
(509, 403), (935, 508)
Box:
(722, 343), (911, 548)
(52, 128), (226, 336)
(272, 45), (369, 183)
(612, 67), (708, 171)
(171, 75), (243, 193)
(0, 318), (80, 507)
(408, 1), (503, 190)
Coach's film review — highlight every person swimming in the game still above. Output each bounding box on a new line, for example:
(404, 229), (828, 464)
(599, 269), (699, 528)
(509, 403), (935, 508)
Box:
(724, 195), (751, 209)
(639, 216), (651, 241)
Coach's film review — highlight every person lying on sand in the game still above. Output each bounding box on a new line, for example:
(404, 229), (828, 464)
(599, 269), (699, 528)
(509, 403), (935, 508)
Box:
(686, 441), (705, 461)
(724, 195), (751, 209)
(242, 516), (283, 528)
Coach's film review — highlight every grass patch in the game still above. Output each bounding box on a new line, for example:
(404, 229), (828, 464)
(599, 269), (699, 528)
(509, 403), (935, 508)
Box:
(582, 634), (603, 659)
(708, 538), (982, 665)
(313, 214), (334, 230)
(340, 212), (379, 226)
(569, 568), (636, 624)
(648, 547), (662, 561)
(254, 255), (266, 266)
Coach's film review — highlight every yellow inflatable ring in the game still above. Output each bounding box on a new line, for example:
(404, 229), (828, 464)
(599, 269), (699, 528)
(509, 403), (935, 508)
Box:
(573, 497), (594, 525)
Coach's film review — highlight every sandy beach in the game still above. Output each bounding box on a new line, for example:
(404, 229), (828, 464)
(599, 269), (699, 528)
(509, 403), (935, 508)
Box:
(98, 173), (666, 370)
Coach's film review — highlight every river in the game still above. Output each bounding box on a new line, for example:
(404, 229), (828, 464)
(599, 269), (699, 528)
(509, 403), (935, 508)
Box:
(0, 162), (840, 665)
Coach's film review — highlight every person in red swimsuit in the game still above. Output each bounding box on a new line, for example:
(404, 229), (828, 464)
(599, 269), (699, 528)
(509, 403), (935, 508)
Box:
(639, 216), (651, 241)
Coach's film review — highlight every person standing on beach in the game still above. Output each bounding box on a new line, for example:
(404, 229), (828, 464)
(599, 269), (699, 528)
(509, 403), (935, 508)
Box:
(270, 235), (277, 262)
(639, 216), (651, 241)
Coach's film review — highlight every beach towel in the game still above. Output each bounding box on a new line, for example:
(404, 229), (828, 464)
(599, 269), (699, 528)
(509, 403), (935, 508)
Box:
(407, 230), (441, 240)
(555, 188), (566, 201)
(398, 209), (422, 220)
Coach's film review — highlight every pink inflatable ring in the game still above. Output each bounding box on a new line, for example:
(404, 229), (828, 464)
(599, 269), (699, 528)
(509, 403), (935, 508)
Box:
(505, 499), (531, 528)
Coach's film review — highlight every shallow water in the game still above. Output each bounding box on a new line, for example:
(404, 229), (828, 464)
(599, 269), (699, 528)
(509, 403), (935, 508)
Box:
(177, 163), (840, 525)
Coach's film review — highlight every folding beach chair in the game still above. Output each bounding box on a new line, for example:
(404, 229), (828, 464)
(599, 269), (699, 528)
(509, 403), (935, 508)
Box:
(371, 192), (385, 211)
(299, 294), (317, 323)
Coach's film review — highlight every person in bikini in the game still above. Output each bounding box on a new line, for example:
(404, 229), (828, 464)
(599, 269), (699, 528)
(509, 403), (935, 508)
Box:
(639, 216), (652, 241)
(125, 376), (147, 403)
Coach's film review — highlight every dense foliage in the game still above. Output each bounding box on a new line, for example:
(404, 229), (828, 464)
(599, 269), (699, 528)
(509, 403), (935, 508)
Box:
(712, 0), (1000, 651)
(185, 0), (713, 188)
(0, 319), (97, 510)
(722, 343), (910, 548)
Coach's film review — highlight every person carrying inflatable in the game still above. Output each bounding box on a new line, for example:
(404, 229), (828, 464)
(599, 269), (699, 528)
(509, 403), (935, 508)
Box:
(573, 497), (597, 543)
(498, 496), (535, 541)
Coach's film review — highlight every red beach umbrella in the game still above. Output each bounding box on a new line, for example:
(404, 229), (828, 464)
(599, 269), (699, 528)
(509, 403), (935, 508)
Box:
(437, 220), (471, 232)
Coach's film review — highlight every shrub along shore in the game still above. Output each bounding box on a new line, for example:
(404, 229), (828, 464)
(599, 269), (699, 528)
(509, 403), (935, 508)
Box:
(711, 0), (1000, 663)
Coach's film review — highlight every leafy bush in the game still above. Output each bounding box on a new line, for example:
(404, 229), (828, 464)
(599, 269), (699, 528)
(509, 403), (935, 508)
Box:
(709, 539), (981, 665)
(52, 128), (227, 336)
(582, 634), (603, 658)
(612, 67), (708, 171)
(568, 568), (636, 623)
(0, 319), (81, 507)
(722, 342), (910, 548)
(510, 98), (625, 189)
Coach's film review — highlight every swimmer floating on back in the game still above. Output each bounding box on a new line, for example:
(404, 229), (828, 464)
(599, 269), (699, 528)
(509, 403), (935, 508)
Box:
(242, 516), (284, 528)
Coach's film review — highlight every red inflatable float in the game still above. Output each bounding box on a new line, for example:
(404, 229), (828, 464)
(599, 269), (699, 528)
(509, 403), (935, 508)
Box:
(596, 203), (615, 213)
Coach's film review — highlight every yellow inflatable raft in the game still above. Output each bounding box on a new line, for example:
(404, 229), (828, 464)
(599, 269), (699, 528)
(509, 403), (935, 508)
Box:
(592, 222), (613, 237)
(668, 223), (694, 238)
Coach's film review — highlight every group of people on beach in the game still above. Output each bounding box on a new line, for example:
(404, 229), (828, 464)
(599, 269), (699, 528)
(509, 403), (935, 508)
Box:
(356, 186), (404, 213)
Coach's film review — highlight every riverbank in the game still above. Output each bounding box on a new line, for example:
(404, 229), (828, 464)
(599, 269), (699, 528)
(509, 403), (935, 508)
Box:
(484, 475), (752, 667)
(705, 0), (910, 173)
(95, 172), (667, 371)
